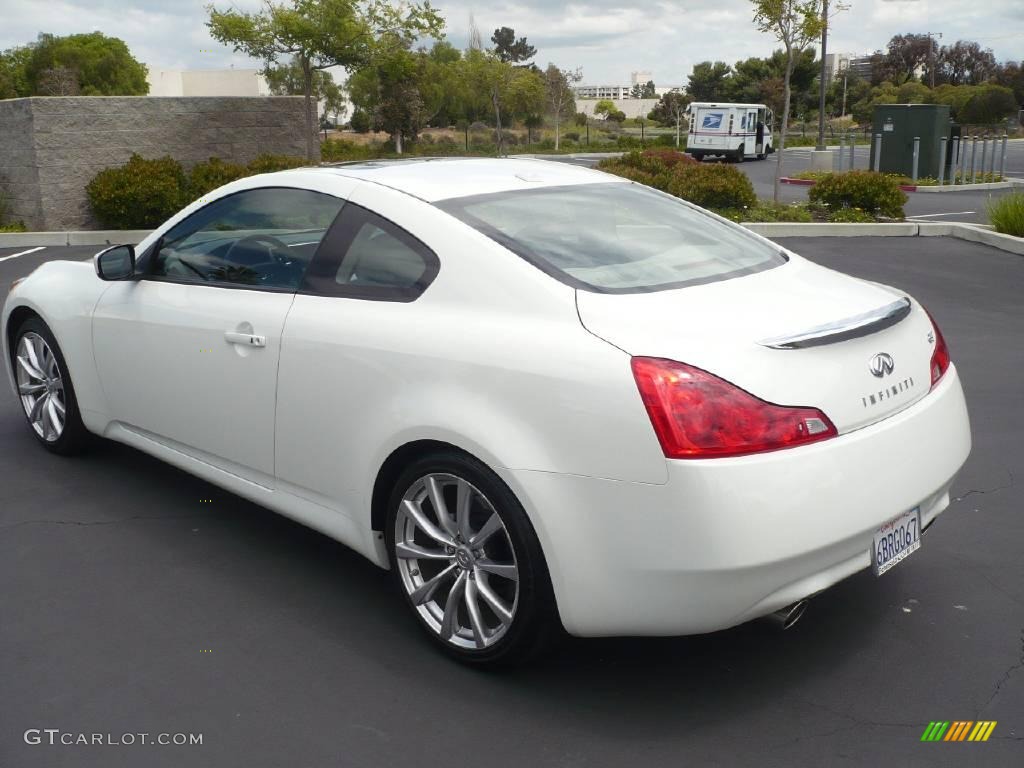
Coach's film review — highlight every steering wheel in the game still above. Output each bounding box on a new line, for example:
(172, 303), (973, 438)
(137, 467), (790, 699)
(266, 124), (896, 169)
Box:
(224, 233), (293, 267)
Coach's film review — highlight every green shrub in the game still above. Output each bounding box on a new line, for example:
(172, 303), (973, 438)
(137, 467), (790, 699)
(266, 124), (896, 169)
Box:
(0, 220), (28, 232)
(664, 163), (757, 210)
(717, 203), (814, 223)
(86, 153), (188, 229)
(598, 148), (697, 191)
(189, 157), (248, 196)
(988, 192), (1024, 237)
(599, 149), (754, 209)
(807, 170), (907, 219)
(246, 154), (308, 174)
(828, 207), (876, 223)
(349, 109), (371, 133)
(321, 138), (378, 162)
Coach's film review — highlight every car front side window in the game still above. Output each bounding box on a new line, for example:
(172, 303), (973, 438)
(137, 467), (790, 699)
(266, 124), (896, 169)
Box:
(147, 188), (344, 291)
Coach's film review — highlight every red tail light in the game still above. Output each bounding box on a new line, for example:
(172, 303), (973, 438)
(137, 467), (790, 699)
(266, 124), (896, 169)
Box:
(631, 357), (837, 459)
(923, 308), (951, 388)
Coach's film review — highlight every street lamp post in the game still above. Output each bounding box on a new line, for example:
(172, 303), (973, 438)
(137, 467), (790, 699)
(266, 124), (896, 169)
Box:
(815, 0), (829, 151)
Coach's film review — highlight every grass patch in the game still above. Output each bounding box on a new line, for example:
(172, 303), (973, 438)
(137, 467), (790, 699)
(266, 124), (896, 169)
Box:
(988, 192), (1024, 237)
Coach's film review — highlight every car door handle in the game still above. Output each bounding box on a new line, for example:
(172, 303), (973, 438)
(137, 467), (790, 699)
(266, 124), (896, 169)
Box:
(224, 331), (266, 347)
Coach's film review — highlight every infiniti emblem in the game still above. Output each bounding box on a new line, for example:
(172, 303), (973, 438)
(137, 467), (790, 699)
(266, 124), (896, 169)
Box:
(868, 352), (895, 378)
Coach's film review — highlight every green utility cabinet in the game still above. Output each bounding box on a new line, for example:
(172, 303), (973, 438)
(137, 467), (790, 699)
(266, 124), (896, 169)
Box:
(870, 104), (953, 179)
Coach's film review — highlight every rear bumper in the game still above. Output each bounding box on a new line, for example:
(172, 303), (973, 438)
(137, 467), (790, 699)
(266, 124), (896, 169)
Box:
(502, 366), (971, 637)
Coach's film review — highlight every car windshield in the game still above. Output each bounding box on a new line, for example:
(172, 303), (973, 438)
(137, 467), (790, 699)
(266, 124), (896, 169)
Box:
(437, 182), (786, 293)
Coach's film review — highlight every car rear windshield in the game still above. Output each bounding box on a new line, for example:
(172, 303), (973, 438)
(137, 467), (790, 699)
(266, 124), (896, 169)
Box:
(437, 182), (786, 293)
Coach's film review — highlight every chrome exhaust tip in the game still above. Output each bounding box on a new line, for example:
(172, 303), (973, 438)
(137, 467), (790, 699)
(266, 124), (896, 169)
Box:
(767, 599), (808, 630)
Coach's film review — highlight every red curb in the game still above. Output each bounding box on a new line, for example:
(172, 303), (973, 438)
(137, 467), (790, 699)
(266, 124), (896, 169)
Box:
(898, 185), (918, 192)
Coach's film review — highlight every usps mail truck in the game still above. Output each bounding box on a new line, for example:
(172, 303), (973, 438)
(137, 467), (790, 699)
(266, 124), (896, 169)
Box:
(687, 102), (774, 162)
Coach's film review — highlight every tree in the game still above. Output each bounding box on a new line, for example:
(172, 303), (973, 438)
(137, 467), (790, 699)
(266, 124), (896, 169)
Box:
(993, 61), (1024, 109)
(523, 113), (543, 143)
(642, 79), (657, 98)
(686, 61), (732, 101)
(348, 38), (426, 153)
(881, 33), (935, 85)
(544, 63), (581, 150)
(648, 91), (690, 147)
(629, 83), (643, 99)
(207, 0), (443, 161)
(751, 0), (824, 202)
(24, 32), (148, 96)
(0, 46), (32, 99)
(963, 85), (1017, 124)
(349, 108), (371, 132)
(462, 48), (544, 155)
(36, 67), (80, 96)
(606, 109), (626, 124)
(264, 54), (345, 122)
(593, 98), (616, 119)
(490, 27), (536, 66)
(937, 40), (998, 86)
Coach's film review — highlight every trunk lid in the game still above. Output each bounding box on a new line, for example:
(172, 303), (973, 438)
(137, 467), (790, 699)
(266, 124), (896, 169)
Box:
(577, 256), (937, 433)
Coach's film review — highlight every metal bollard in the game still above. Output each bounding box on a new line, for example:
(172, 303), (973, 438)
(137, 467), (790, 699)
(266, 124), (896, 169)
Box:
(938, 136), (947, 186)
(952, 137), (960, 185)
(998, 134), (1008, 180)
(849, 134), (855, 170)
(837, 134), (845, 172)
(970, 136), (978, 184)
(911, 136), (920, 182)
(980, 135), (988, 181)
(872, 134), (882, 172)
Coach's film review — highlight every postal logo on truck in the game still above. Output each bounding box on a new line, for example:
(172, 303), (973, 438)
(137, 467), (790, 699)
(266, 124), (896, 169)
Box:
(701, 113), (723, 130)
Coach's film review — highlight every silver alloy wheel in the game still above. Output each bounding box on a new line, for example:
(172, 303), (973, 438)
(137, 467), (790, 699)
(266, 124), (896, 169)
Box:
(395, 473), (519, 650)
(15, 332), (66, 442)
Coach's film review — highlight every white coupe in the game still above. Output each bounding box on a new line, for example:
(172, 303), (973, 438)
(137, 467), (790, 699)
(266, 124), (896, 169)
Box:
(2, 158), (971, 666)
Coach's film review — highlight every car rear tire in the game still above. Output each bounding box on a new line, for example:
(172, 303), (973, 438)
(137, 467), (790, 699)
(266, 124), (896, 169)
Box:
(385, 450), (558, 668)
(11, 316), (90, 455)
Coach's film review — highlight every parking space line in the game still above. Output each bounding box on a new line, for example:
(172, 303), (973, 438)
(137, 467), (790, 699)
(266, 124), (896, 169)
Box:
(0, 246), (46, 262)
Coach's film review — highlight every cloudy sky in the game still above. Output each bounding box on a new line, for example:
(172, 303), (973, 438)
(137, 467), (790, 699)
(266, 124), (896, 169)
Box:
(1, 0), (1022, 86)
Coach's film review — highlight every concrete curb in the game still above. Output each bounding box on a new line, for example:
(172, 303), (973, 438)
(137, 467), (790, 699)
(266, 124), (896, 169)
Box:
(0, 230), (150, 248)
(742, 221), (1024, 256)
(779, 176), (1021, 193)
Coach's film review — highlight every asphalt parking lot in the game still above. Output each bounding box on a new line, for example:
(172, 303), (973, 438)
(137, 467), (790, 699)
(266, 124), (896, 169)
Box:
(1, 237), (1022, 767)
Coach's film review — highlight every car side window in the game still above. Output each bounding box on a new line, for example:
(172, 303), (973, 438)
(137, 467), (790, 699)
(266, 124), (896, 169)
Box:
(147, 188), (344, 291)
(301, 204), (439, 302)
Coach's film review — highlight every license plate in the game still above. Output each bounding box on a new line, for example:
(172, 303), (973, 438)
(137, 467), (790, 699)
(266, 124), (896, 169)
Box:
(872, 508), (921, 576)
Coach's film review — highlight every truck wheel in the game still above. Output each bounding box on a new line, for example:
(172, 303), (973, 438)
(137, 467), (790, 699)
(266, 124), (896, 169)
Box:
(734, 144), (745, 163)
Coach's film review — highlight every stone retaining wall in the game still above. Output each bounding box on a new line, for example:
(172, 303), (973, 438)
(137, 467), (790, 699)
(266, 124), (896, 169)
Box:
(0, 96), (315, 231)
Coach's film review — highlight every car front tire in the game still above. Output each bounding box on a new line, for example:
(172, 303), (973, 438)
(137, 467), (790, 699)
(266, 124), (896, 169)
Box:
(385, 450), (557, 668)
(11, 316), (90, 455)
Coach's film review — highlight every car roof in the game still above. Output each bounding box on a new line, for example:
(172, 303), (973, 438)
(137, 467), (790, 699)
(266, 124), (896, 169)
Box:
(275, 157), (619, 203)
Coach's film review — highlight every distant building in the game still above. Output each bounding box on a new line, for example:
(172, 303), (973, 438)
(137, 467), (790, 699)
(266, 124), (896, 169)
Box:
(575, 84), (633, 100)
(147, 68), (271, 98)
(848, 53), (881, 81)
(576, 72), (682, 101)
(824, 53), (852, 82)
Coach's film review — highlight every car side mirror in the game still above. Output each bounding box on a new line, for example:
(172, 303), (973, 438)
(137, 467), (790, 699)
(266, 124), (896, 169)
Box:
(94, 245), (135, 281)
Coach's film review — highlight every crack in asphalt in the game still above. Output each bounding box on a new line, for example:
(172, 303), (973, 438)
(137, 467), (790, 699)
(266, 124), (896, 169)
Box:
(979, 628), (1024, 716)
(0, 513), (209, 531)
(951, 470), (1015, 505)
